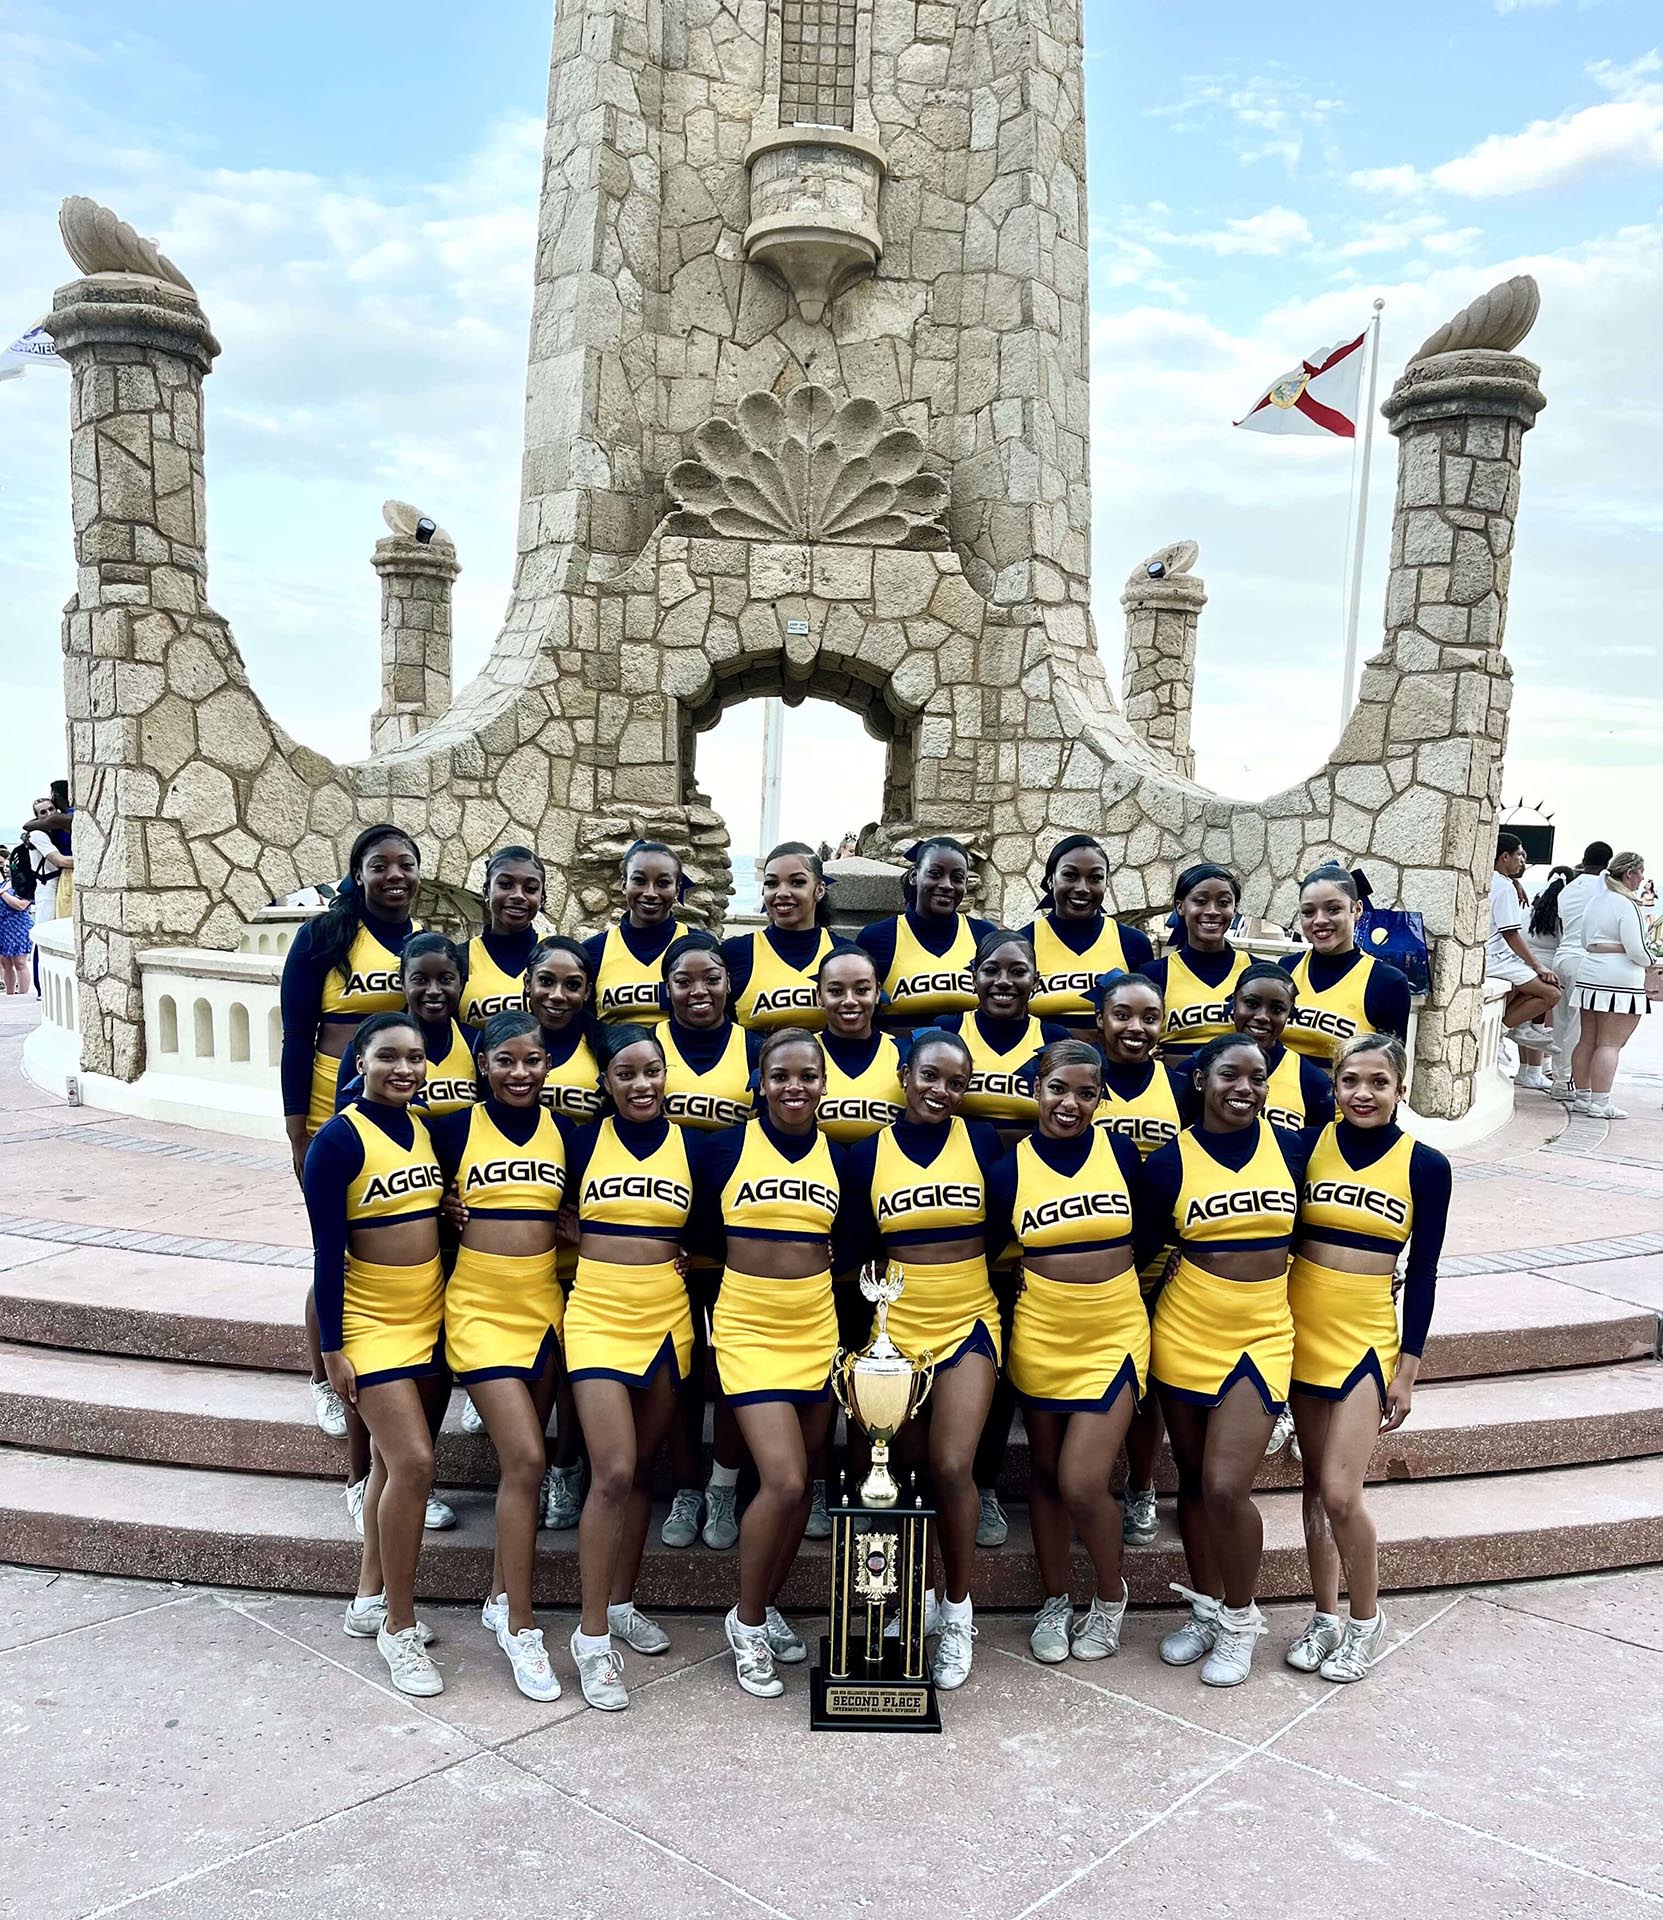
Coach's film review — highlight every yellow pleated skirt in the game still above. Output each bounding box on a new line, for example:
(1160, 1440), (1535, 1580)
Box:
(443, 1242), (564, 1384)
(712, 1268), (837, 1405)
(564, 1256), (694, 1389)
(1151, 1256), (1292, 1414)
(341, 1253), (446, 1387)
(1010, 1268), (1148, 1411)
(308, 1048), (341, 1134)
(883, 1254), (1000, 1372)
(1288, 1255), (1400, 1406)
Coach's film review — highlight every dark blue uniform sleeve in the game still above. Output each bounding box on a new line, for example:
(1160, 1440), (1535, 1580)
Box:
(579, 932), (606, 1008)
(1364, 962), (1414, 1043)
(302, 1116), (365, 1352)
(563, 1122), (599, 1200)
(1401, 1143), (1451, 1358)
(279, 918), (331, 1119)
(1138, 955), (1170, 994)
(1299, 1058), (1336, 1128)
(1038, 1019), (1073, 1047)
(1116, 922), (1155, 971)
(854, 917), (899, 978)
(837, 1134), (881, 1268)
(685, 1128), (744, 1261)
(1106, 1131), (1152, 1256)
(720, 935), (756, 1006)
(334, 1049), (361, 1112)
(965, 1119), (1005, 1185)
(985, 1145), (1020, 1254)
(426, 1110), (471, 1185)
(1136, 1138), (1183, 1269)
(1272, 1125), (1316, 1189)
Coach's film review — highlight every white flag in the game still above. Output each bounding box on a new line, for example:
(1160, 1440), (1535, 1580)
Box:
(1234, 331), (1366, 438)
(1, 323), (67, 384)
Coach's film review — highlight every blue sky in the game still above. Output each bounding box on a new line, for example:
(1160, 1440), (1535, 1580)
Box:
(2, 0), (1659, 876)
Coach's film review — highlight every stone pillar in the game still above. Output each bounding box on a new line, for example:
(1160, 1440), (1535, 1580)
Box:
(1373, 275), (1546, 1119)
(46, 202), (222, 1080)
(370, 507), (459, 753)
(1120, 541), (1203, 780)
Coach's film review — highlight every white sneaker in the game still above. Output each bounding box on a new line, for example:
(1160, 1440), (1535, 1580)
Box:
(1265, 1407), (1295, 1457)
(804, 1479), (832, 1539)
(424, 1494), (457, 1531)
(608, 1601), (670, 1655)
(1549, 1079), (1577, 1105)
(885, 1590), (942, 1641)
(1201, 1602), (1268, 1687)
(1071, 1585), (1128, 1661)
(480, 1591), (509, 1638)
(1510, 1020), (1556, 1048)
(498, 1623), (562, 1702)
(542, 1462), (586, 1530)
(1319, 1609), (1388, 1683)
(764, 1605), (807, 1664)
(343, 1593), (433, 1644)
(1285, 1610), (1344, 1673)
(976, 1489), (1009, 1547)
(703, 1483), (740, 1550)
(660, 1488), (702, 1548)
(344, 1476), (366, 1538)
(1029, 1593), (1073, 1664)
(570, 1630), (628, 1711)
(310, 1379), (347, 1438)
(460, 1395), (485, 1435)
(932, 1613), (977, 1689)
(377, 1621), (443, 1696)
(1159, 1585), (1220, 1666)
(725, 1608), (784, 1698)
(1122, 1487), (1159, 1547)
(1515, 1065), (1550, 1091)
(1577, 1094), (1628, 1119)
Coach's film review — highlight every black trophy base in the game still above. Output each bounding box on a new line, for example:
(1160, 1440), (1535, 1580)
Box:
(809, 1638), (941, 1733)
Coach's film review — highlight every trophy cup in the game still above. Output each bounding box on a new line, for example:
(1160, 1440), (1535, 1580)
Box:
(810, 1262), (941, 1733)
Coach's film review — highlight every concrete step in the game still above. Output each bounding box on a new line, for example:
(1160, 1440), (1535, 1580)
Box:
(5, 1444), (1663, 1606)
(1, 1251), (1655, 1384)
(7, 1341), (1663, 1493)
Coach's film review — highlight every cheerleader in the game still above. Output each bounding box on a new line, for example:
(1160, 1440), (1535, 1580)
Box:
(280, 825), (421, 1440)
(695, 1028), (847, 1697)
(1286, 1033), (1449, 1682)
(303, 1012), (446, 1697)
(582, 839), (684, 1025)
(457, 846), (545, 1027)
(525, 933), (603, 1530)
(807, 942), (906, 1535)
(722, 842), (838, 1031)
(1143, 1034), (1314, 1687)
(656, 931), (757, 1553)
(988, 1041), (1150, 1662)
(856, 836), (997, 1029)
(333, 933), (478, 1117)
(842, 1028), (1004, 1689)
(1138, 864), (1250, 1061)
(1230, 963), (1334, 1134)
(1022, 835), (1155, 1035)
(561, 1025), (695, 1711)
(1089, 969), (1190, 1549)
(1281, 866), (1412, 1066)
(429, 1012), (567, 1703)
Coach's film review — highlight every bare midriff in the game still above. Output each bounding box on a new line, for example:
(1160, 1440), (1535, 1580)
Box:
(1293, 1234), (1394, 1279)
(347, 1217), (440, 1267)
(1023, 1246), (1136, 1286)
(726, 1237), (834, 1282)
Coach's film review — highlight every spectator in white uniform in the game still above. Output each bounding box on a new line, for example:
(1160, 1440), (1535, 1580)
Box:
(1569, 852), (1651, 1122)
(1485, 833), (1560, 1091)
(1538, 841), (1613, 1106)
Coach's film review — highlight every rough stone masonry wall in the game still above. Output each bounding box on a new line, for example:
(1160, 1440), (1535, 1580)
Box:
(45, 0), (1544, 1119)
(369, 534), (458, 753)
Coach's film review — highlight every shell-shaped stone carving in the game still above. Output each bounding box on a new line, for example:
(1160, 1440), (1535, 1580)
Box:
(382, 500), (453, 547)
(59, 196), (194, 293)
(668, 387), (949, 547)
(1413, 274), (1540, 362)
(1127, 540), (1198, 589)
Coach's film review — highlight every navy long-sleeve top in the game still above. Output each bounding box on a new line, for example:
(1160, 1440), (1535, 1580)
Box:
(853, 908), (1000, 982)
(984, 1128), (1150, 1258)
(334, 1016), (479, 1110)
(279, 908), (414, 1117)
(301, 1100), (435, 1350)
(1279, 947), (1413, 1042)
(684, 1114), (855, 1268)
(1139, 1123), (1317, 1269)
(720, 925), (828, 1005)
(839, 1114), (1005, 1262)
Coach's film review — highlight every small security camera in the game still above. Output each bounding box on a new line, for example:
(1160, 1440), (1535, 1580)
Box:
(415, 517), (437, 545)
(1145, 560), (1166, 580)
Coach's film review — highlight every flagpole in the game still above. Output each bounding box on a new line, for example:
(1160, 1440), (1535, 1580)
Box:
(1339, 299), (1385, 725)
(756, 696), (783, 901)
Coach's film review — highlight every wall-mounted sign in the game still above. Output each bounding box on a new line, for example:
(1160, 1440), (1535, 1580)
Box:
(785, 618), (811, 636)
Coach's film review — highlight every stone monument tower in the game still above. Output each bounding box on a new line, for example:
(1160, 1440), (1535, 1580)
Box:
(45, 6), (1546, 1120)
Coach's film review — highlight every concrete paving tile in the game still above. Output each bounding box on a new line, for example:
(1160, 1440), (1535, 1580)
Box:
(1, 1591), (472, 1920)
(1475, 1567), (1663, 1654)
(1273, 1597), (1663, 1890)
(0, 1563), (189, 1653)
(506, 1629), (1240, 1920)
(976, 1592), (1459, 1747)
(223, 1593), (732, 1746)
(0, 1233), (62, 1273)
(1437, 1175), (1663, 1259)
(1535, 1252), (1663, 1312)
(118, 1751), (771, 1920)
(1050, 1751), (1662, 1920)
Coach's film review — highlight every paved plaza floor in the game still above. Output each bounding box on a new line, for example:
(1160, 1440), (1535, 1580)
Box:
(5, 996), (1663, 1915)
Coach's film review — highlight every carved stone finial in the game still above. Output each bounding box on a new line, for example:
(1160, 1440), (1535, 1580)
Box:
(1413, 274), (1539, 362)
(1126, 540), (1199, 591)
(59, 196), (194, 293)
(381, 500), (454, 549)
(667, 388), (949, 548)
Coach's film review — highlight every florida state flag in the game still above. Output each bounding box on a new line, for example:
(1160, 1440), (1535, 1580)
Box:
(1234, 331), (1366, 437)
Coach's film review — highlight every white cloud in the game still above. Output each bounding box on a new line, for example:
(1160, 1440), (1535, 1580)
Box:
(1162, 205), (1315, 255)
(1349, 164), (1426, 198)
(1493, 0), (1561, 14)
(1146, 71), (1344, 174)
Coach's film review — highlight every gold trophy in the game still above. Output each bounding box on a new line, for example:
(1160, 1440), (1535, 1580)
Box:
(812, 1262), (941, 1733)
